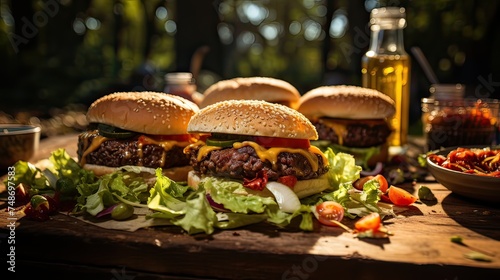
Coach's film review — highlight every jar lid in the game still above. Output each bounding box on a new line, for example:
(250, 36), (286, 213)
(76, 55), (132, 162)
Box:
(429, 84), (465, 101)
(165, 72), (194, 84)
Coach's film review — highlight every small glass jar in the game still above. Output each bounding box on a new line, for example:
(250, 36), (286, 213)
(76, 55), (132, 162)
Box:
(422, 87), (499, 151)
(421, 84), (465, 146)
(164, 72), (197, 102)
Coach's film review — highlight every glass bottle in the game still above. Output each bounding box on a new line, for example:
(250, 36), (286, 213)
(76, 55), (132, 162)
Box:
(362, 7), (411, 148)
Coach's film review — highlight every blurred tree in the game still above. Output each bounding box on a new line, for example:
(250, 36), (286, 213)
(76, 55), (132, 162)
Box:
(0, 0), (499, 133)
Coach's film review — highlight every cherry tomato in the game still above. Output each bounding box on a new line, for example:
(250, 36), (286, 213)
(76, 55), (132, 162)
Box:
(380, 193), (392, 203)
(315, 201), (344, 227)
(277, 175), (298, 188)
(253, 136), (310, 149)
(353, 175), (388, 193)
(388, 186), (417, 206)
(353, 176), (374, 190)
(355, 212), (381, 232)
(374, 174), (389, 193)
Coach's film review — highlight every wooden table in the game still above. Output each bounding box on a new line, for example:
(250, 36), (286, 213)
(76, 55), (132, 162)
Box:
(1, 134), (499, 279)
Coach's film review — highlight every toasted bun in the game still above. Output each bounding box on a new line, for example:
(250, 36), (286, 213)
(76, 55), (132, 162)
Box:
(187, 171), (330, 199)
(82, 164), (192, 182)
(188, 100), (318, 140)
(298, 85), (395, 120)
(200, 77), (301, 109)
(86, 91), (199, 135)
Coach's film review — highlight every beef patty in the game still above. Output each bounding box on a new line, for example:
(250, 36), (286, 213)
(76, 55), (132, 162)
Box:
(185, 145), (329, 181)
(314, 119), (392, 147)
(77, 131), (190, 168)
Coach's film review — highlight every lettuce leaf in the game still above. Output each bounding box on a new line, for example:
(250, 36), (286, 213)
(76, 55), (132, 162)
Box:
(324, 148), (361, 189)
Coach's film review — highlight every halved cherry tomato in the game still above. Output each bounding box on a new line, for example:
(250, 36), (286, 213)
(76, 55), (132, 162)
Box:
(374, 174), (389, 193)
(388, 186), (417, 206)
(353, 174), (388, 193)
(254, 136), (310, 149)
(380, 193), (392, 203)
(315, 201), (344, 227)
(355, 212), (381, 232)
(353, 176), (374, 190)
(277, 175), (298, 188)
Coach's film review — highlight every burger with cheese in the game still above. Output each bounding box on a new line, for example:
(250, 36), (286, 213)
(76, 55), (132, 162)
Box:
(77, 91), (199, 181)
(297, 85), (395, 169)
(184, 99), (331, 200)
(199, 76), (301, 109)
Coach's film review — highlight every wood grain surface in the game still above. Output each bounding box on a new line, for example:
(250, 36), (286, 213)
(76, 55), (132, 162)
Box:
(1, 134), (499, 279)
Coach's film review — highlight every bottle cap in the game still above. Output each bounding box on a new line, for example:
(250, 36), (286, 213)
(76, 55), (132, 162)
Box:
(370, 7), (406, 29)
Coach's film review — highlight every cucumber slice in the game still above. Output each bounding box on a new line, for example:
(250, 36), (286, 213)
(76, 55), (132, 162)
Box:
(206, 138), (239, 148)
(206, 134), (252, 147)
(98, 123), (137, 139)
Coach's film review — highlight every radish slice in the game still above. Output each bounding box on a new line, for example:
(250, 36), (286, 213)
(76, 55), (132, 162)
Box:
(265, 182), (301, 213)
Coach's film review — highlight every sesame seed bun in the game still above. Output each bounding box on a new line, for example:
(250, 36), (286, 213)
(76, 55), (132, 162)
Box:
(188, 100), (318, 140)
(199, 77), (301, 109)
(86, 91), (199, 135)
(297, 85), (395, 120)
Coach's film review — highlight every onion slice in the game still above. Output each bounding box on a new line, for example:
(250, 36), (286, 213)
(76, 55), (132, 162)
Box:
(360, 162), (384, 177)
(206, 194), (229, 212)
(265, 182), (301, 213)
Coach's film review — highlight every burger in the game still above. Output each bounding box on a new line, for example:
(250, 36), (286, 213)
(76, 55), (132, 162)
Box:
(183, 99), (331, 200)
(199, 76), (301, 109)
(297, 85), (395, 169)
(77, 91), (199, 181)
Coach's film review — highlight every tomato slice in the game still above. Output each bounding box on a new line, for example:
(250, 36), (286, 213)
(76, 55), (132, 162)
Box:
(149, 134), (195, 142)
(355, 212), (381, 232)
(141, 134), (196, 144)
(277, 175), (298, 188)
(254, 136), (310, 149)
(388, 186), (417, 206)
(374, 174), (389, 193)
(315, 201), (345, 227)
(353, 174), (388, 193)
(353, 176), (374, 191)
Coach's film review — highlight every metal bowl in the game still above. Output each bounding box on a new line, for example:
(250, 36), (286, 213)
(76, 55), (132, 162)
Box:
(426, 146), (500, 203)
(0, 124), (41, 172)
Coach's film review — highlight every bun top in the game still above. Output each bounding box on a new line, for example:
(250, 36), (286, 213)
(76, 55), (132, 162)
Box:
(297, 85), (396, 120)
(86, 91), (199, 135)
(200, 77), (301, 109)
(188, 100), (318, 140)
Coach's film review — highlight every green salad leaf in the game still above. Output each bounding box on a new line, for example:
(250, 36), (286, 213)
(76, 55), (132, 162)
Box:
(9, 147), (394, 235)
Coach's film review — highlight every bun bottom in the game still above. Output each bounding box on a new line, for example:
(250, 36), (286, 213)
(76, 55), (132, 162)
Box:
(82, 164), (192, 182)
(187, 171), (331, 199)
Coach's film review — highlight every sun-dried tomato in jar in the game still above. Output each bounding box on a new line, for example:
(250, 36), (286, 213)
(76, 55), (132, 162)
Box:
(424, 98), (499, 151)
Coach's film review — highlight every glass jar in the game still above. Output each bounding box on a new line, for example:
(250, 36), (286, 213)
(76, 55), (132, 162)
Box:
(164, 72), (197, 102)
(423, 96), (499, 151)
(362, 7), (411, 149)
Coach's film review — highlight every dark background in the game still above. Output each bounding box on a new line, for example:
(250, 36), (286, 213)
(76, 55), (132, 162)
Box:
(1, 0), (499, 137)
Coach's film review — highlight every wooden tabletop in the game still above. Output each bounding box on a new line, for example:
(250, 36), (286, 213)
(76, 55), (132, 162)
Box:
(1, 134), (500, 279)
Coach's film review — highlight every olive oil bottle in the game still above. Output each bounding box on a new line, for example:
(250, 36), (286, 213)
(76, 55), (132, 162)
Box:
(362, 7), (411, 148)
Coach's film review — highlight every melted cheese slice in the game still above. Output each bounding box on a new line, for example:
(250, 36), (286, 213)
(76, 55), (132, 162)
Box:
(320, 119), (347, 145)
